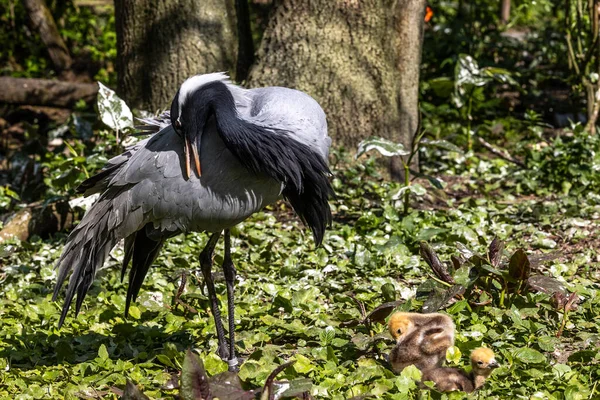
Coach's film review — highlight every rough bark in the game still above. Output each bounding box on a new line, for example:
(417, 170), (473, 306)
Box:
(501, 0), (511, 24)
(248, 0), (426, 154)
(0, 77), (98, 107)
(393, 0), (426, 177)
(22, 0), (73, 73)
(114, 0), (237, 111)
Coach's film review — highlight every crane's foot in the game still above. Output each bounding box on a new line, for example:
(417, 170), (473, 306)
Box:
(217, 343), (231, 361)
(227, 356), (240, 372)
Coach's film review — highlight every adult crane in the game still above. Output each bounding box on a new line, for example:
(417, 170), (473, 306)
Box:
(53, 73), (334, 369)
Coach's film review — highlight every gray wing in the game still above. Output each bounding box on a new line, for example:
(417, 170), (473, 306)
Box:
(54, 122), (281, 325)
(77, 112), (171, 196)
(245, 87), (331, 161)
(77, 123), (281, 239)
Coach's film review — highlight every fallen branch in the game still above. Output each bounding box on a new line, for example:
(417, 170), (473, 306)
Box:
(0, 77), (98, 108)
(0, 200), (76, 242)
(477, 136), (526, 167)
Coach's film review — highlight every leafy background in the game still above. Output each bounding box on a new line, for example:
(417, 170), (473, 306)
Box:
(1, 0), (600, 399)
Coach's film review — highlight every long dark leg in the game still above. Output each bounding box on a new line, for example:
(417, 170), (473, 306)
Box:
(200, 231), (228, 360)
(222, 229), (238, 371)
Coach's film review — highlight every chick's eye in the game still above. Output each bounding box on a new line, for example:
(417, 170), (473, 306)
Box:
(477, 361), (484, 365)
(396, 328), (402, 334)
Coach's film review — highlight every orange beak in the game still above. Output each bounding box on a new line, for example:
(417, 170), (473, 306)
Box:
(183, 131), (202, 179)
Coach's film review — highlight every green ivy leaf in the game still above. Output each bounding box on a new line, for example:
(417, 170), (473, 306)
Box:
(293, 354), (313, 374)
(446, 346), (462, 364)
(128, 305), (141, 320)
(98, 344), (109, 361)
(513, 348), (546, 364)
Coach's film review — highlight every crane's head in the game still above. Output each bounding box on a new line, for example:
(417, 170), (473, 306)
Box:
(170, 73), (234, 179)
(470, 347), (499, 377)
(388, 312), (414, 342)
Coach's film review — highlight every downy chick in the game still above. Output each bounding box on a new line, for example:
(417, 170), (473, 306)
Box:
(421, 347), (499, 393)
(388, 312), (455, 373)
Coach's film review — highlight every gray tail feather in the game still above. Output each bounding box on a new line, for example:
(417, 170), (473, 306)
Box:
(52, 199), (117, 328)
(121, 228), (165, 317)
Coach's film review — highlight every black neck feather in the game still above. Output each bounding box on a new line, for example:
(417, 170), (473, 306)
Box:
(192, 81), (334, 245)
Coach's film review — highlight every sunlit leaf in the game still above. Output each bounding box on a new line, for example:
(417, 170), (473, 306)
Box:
(98, 344), (109, 361)
(453, 266), (472, 287)
(446, 346), (462, 364)
(513, 348), (546, 364)
(391, 183), (427, 200)
(319, 326), (336, 345)
(420, 139), (464, 154)
(271, 378), (312, 399)
(97, 82), (134, 134)
(400, 364), (422, 381)
(356, 137), (410, 159)
(292, 354), (313, 374)
(454, 54), (490, 95)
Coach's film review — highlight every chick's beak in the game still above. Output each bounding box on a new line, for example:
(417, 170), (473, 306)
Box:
(182, 130), (202, 179)
(488, 360), (499, 369)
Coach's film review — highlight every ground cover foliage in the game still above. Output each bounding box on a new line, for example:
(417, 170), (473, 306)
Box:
(1, 97), (600, 398)
(2, 0), (600, 399)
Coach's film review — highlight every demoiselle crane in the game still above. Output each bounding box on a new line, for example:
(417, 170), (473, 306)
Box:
(52, 73), (334, 369)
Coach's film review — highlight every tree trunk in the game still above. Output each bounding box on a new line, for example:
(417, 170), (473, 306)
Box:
(22, 0), (73, 74)
(247, 0), (426, 155)
(393, 0), (426, 178)
(114, 0), (238, 111)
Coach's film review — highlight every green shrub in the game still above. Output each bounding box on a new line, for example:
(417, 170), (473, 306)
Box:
(521, 124), (600, 195)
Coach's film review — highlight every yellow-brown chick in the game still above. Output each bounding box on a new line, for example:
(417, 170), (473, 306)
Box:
(388, 312), (455, 373)
(421, 347), (499, 393)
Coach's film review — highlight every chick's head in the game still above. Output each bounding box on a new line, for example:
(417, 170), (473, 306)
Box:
(470, 347), (499, 376)
(388, 312), (414, 341)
